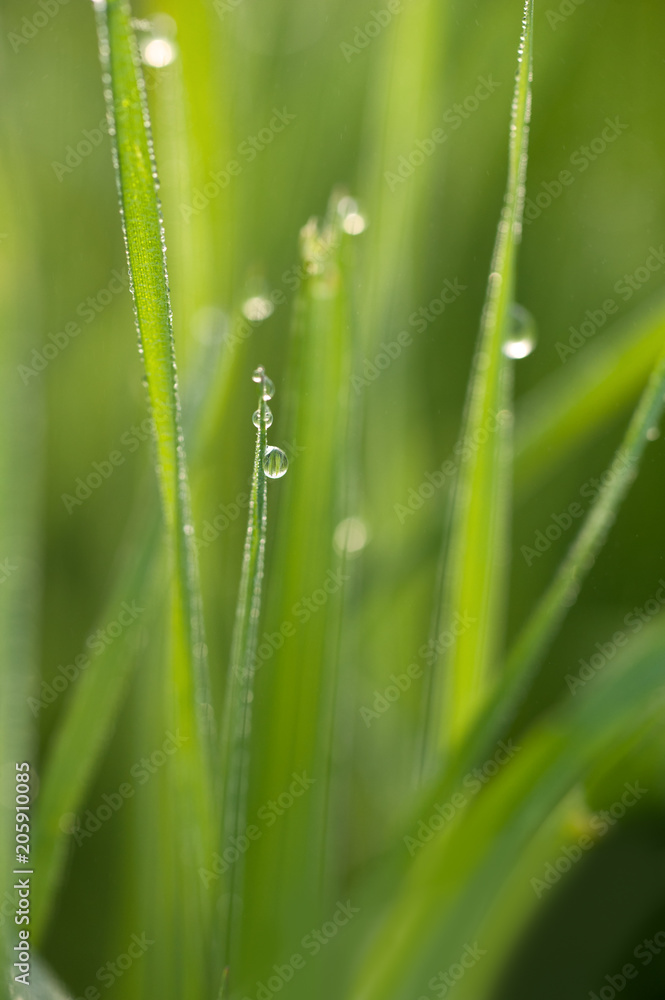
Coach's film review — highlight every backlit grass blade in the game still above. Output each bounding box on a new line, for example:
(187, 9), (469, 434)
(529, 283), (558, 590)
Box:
(218, 366), (271, 983)
(94, 2), (215, 995)
(503, 328), (665, 707)
(241, 201), (353, 986)
(346, 621), (665, 1000)
(423, 0), (534, 766)
(515, 293), (665, 498)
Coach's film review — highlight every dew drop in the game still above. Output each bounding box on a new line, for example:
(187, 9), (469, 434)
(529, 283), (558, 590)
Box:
(261, 376), (275, 401)
(333, 516), (368, 555)
(251, 366), (265, 383)
(262, 446), (288, 479)
(142, 37), (176, 67)
(252, 406), (273, 428)
(503, 303), (537, 359)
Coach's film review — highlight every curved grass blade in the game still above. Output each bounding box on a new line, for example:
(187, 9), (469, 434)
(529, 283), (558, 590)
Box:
(422, 0), (534, 769)
(346, 621), (665, 1000)
(515, 293), (665, 498)
(93, 2), (215, 994)
(218, 366), (272, 984)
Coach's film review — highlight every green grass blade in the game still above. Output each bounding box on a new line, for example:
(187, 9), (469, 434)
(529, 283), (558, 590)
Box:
(347, 622), (665, 1000)
(503, 330), (665, 703)
(218, 366), (272, 982)
(423, 0), (534, 765)
(94, 3), (215, 994)
(515, 293), (665, 498)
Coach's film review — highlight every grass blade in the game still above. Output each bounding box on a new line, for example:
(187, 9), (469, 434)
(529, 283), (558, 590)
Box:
(218, 366), (273, 982)
(93, 3), (215, 994)
(423, 0), (534, 766)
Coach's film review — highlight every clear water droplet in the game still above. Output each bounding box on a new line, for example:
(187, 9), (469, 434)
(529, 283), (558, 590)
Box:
(262, 376), (275, 401)
(252, 366), (265, 383)
(503, 303), (537, 359)
(141, 37), (177, 67)
(252, 406), (273, 428)
(262, 446), (288, 479)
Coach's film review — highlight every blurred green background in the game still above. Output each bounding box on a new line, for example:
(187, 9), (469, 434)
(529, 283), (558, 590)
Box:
(2, 0), (665, 997)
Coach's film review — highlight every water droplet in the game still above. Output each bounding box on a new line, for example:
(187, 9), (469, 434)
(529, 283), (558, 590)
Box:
(261, 376), (275, 401)
(333, 517), (368, 555)
(242, 296), (274, 322)
(252, 366), (265, 383)
(503, 303), (537, 359)
(263, 446), (288, 479)
(252, 406), (273, 428)
(142, 37), (176, 67)
(647, 426), (661, 441)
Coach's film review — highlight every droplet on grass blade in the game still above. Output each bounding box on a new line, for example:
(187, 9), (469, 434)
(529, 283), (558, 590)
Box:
(262, 446), (288, 479)
(503, 303), (537, 359)
(242, 296), (274, 322)
(252, 407), (273, 429)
